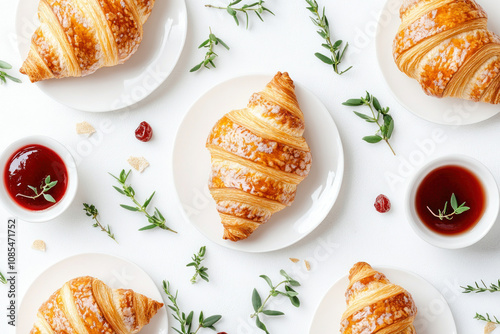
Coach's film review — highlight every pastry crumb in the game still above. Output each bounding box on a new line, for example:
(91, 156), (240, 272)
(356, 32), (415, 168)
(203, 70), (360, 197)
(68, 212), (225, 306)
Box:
(76, 121), (96, 136)
(32, 240), (46, 252)
(127, 156), (149, 173)
(305, 260), (311, 271)
(289, 258), (300, 263)
(485, 322), (497, 334)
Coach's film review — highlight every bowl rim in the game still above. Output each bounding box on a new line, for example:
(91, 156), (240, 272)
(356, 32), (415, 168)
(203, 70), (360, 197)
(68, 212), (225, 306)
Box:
(405, 154), (499, 249)
(0, 135), (78, 223)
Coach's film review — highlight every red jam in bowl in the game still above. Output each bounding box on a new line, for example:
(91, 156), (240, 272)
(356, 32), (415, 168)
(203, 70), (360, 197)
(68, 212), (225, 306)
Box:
(4, 144), (68, 211)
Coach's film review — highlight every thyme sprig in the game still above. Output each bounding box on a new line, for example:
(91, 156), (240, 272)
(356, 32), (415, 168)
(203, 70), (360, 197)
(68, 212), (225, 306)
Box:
(474, 313), (500, 325)
(0, 271), (7, 284)
(190, 28), (229, 72)
(343, 92), (396, 155)
(162, 281), (222, 334)
(250, 270), (300, 333)
(305, 0), (351, 75)
(462, 280), (500, 324)
(462, 280), (500, 293)
(187, 246), (209, 284)
(109, 170), (177, 233)
(205, 0), (274, 29)
(83, 203), (117, 243)
(16, 175), (58, 203)
(0, 60), (21, 84)
(427, 193), (470, 221)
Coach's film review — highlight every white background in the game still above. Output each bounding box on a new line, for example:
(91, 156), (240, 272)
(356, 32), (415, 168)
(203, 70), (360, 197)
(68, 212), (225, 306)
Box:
(1, 0), (500, 333)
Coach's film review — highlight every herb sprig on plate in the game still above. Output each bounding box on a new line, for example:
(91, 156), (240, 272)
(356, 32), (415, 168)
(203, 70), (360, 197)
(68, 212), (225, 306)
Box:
(0, 60), (21, 84)
(16, 175), (58, 203)
(190, 28), (229, 72)
(206, 0), (274, 29)
(83, 203), (118, 243)
(343, 92), (396, 155)
(110, 170), (176, 233)
(187, 246), (209, 284)
(250, 270), (300, 333)
(162, 281), (222, 334)
(305, 0), (351, 75)
(427, 193), (470, 221)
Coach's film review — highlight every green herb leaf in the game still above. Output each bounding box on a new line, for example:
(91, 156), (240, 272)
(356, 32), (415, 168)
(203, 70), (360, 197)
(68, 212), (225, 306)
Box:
(262, 310), (284, 316)
(43, 194), (56, 203)
(314, 52), (333, 65)
(202, 315), (222, 327)
(450, 193), (458, 211)
(342, 99), (364, 106)
(362, 135), (382, 143)
(252, 288), (262, 311)
(255, 316), (269, 334)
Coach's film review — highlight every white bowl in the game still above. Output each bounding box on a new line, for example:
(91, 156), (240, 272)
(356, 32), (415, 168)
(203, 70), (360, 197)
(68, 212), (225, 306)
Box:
(0, 135), (78, 222)
(405, 155), (499, 249)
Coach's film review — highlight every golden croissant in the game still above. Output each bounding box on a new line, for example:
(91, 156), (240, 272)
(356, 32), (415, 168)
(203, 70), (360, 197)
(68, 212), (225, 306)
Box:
(206, 72), (312, 242)
(340, 262), (417, 334)
(30, 276), (163, 334)
(393, 0), (500, 104)
(20, 0), (155, 82)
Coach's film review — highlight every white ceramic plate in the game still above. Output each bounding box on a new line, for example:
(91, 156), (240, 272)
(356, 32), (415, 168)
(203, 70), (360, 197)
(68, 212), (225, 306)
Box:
(18, 253), (167, 333)
(172, 74), (344, 253)
(375, 0), (500, 125)
(309, 266), (457, 334)
(15, 0), (187, 112)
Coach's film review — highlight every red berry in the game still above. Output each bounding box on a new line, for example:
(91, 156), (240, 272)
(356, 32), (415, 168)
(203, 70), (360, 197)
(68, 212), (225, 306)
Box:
(135, 121), (153, 142)
(374, 194), (391, 213)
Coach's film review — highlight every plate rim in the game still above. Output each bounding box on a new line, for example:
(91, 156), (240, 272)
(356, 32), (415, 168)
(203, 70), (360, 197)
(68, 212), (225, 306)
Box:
(171, 73), (345, 253)
(17, 252), (168, 332)
(308, 265), (458, 334)
(374, 0), (500, 126)
(15, 0), (188, 112)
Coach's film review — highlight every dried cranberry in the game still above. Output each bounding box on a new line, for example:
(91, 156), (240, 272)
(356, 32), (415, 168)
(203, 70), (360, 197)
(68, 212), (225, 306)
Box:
(374, 194), (391, 213)
(135, 121), (153, 142)
(217, 332), (228, 334)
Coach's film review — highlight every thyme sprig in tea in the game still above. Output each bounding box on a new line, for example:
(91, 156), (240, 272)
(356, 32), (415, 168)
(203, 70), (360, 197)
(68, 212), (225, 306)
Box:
(190, 28), (229, 72)
(305, 0), (351, 75)
(206, 0), (274, 29)
(16, 175), (58, 203)
(343, 92), (396, 155)
(109, 169), (177, 233)
(427, 193), (470, 221)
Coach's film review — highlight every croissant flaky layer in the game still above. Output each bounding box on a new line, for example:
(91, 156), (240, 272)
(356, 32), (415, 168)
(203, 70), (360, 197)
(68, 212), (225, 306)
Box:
(206, 72), (312, 242)
(20, 0), (155, 82)
(340, 262), (417, 334)
(393, 0), (500, 104)
(30, 276), (163, 334)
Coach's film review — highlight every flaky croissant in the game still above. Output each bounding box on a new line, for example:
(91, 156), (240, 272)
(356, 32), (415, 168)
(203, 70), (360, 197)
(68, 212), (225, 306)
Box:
(20, 0), (155, 82)
(206, 72), (312, 242)
(340, 262), (417, 334)
(393, 0), (500, 104)
(30, 276), (163, 334)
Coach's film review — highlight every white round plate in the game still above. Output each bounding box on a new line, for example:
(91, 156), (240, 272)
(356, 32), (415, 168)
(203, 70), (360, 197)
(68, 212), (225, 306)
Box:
(376, 0), (500, 125)
(18, 253), (167, 333)
(172, 74), (344, 253)
(16, 0), (187, 112)
(309, 266), (457, 334)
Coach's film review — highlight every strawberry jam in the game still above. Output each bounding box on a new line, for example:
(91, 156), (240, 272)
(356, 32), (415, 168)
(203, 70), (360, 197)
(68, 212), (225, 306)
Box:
(4, 144), (68, 211)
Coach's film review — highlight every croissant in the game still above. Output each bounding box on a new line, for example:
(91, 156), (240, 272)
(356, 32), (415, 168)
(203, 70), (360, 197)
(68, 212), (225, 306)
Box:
(340, 262), (417, 334)
(393, 0), (500, 104)
(20, 0), (155, 83)
(206, 72), (312, 242)
(30, 276), (163, 334)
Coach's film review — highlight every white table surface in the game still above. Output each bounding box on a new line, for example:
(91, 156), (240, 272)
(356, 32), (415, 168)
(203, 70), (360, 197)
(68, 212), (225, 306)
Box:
(1, 1), (500, 333)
